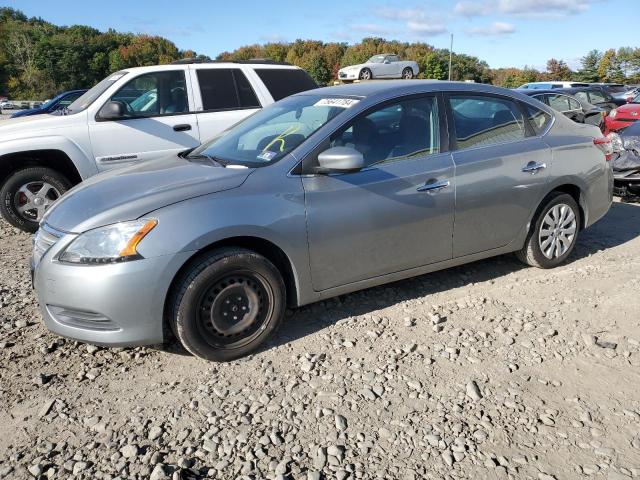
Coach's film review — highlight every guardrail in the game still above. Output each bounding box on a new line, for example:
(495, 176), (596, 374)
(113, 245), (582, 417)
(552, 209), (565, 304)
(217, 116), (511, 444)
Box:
(1, 100), (44, 109)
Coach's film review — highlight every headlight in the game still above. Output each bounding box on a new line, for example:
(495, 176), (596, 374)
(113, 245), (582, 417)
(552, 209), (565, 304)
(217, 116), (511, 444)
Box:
(59, 219), (157, 264)
(608, 132), (624, 152)
(609, 109), (617, 118)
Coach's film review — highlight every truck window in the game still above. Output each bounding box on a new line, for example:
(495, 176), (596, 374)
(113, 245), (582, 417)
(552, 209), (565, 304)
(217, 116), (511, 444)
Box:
(197, 69), (260, 111)
(254, 69), (318, 101)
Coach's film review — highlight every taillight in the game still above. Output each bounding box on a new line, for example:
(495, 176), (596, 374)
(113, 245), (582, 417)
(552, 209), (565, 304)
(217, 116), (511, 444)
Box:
(594, 136), (613, 161)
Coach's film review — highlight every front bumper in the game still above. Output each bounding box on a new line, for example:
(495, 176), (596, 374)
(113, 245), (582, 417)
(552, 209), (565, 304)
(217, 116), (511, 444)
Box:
(338, 70), (359, 80)
(33, 239), (193, 347)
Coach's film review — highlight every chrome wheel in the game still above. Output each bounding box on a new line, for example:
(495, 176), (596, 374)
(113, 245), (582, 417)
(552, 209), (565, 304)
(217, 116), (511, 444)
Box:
(403, 68), (414, 79)
(196, 272), (274, 349)
(538, 203), (577, 259)
(14, 181), (61, 222)
(360, 69), (372, 80)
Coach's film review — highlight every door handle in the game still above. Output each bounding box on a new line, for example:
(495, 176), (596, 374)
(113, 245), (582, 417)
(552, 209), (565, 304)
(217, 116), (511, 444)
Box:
(417, 179), (450, 193)
(173, 124), (191, 132)
(522, 162), (546, 174)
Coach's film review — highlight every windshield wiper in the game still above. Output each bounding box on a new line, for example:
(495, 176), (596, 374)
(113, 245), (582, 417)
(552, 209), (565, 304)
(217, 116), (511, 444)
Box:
(187, 153), (227, 167)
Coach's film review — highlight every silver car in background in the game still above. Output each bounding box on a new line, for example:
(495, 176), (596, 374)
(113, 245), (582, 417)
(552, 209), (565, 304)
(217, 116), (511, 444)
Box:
(32, 81), (613, 361)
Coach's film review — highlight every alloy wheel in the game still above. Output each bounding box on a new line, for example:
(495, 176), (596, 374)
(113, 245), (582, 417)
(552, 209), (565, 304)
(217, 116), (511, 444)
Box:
(14, 181), (61, 222)
(538, 203), (577, 259)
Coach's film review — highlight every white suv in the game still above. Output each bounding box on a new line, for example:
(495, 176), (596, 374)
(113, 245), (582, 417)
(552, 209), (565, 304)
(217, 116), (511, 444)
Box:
(0, 60), (317, 232)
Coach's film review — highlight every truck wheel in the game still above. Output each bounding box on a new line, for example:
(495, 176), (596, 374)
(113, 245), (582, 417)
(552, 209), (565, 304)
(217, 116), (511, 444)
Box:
(516, 192), (580, 268)
(0, 167), (71, 233)
(402, 67), (414, 79)
(170, 248), (286, 362)
(359, 68), (372, 80)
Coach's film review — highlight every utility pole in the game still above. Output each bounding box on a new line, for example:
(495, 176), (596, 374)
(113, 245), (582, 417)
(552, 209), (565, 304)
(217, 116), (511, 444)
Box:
(448, 33), (453, 81)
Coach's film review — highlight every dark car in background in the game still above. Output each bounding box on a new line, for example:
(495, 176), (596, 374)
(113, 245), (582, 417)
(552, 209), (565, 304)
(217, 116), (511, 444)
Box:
(521, 89), (605, 128)
(10, 89), (87, 118)
(558, 87), (625, 114)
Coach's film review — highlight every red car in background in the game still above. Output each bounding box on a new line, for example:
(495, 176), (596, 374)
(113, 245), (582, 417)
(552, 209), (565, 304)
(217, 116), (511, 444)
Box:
(605, 93), (640, 133)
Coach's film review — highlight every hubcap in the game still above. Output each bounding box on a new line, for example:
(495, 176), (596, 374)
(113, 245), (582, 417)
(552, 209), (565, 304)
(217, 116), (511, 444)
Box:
(538, 203), (577, 259)
(362, 70), (371, 80)
(197, 272), (273, 348)
(15, 181), (61, 222)
(404, 70), (413, 79)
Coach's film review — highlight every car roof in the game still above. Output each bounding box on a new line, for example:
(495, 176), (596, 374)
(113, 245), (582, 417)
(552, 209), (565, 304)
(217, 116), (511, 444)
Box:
(121, 63), (301, 74)
(294, 80), (528, 100)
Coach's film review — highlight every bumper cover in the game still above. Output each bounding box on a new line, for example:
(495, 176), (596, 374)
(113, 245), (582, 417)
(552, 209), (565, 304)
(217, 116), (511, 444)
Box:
(34, 249), (193, 347)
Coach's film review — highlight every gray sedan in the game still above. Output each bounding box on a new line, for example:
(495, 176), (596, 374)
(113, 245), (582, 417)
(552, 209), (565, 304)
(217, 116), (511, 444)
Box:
(32, 81), (614, 361)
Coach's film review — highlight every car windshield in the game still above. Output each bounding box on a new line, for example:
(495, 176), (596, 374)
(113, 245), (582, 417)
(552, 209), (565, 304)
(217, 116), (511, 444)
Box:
(632, 93), (640, 104)
(189, 94), (357, 167)
(40, 92), (67, 110)
(66, 71), (128, 114)
(367, 55), (386, 63)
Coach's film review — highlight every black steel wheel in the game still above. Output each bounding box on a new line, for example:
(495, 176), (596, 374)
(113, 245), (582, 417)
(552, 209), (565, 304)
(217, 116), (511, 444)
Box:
(170, 248), (286, 361)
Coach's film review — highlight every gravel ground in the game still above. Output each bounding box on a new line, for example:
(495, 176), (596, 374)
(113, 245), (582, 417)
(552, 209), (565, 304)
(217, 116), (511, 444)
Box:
(1, 200), (640, 480)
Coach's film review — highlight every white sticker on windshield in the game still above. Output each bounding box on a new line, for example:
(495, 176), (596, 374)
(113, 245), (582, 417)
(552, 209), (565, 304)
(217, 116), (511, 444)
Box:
(108, 73), (125, 82)
(314, 98), (360, 108)
(257, 150), (278, 161)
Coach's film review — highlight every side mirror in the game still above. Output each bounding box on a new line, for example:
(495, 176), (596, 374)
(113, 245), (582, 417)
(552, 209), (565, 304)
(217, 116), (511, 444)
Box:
(98, 100), (127, 120)
(317, 146), (364, 173)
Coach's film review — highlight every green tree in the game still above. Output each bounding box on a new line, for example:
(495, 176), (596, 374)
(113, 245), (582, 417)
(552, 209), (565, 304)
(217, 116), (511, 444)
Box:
(546, 58), (572, 80)
(577, 49), (602, 82)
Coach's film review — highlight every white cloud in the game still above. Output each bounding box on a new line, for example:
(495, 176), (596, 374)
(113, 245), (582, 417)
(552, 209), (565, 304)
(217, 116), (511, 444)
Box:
(467, 21), (516, 35)
(454, 0), (595, 17)
(351, 23), (398, 35)
(376, 7), (427, 20)
(407, 21), (447, 35)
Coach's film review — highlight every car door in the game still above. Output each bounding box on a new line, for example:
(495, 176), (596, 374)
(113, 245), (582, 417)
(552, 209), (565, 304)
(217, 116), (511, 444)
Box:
(189, 66), (263, 143)
(301, 94), (455, 291)
(377, 56), (397, 78)
(88, 69), (201, 171)
(446, 93), (551, 257)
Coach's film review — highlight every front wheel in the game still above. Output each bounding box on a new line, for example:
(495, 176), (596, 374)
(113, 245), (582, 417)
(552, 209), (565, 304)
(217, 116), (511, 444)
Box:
(0, 167), (71, 233)
(516, 192), (580, 268)
(170, 248), (286, 362)
(402, 67), (414, 79)
(359, 68), (372, 81)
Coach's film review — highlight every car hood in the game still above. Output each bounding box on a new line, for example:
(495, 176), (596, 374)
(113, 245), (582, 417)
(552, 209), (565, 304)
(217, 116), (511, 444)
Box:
(43, 155), (254, 233)
(614, 104), (640, 115)
(10, 108), (43, 118)
(339, 63), (367, 71)
(0, 111), (76, 141)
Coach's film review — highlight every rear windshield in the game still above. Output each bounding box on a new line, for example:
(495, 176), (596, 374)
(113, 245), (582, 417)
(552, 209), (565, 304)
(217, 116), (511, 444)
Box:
(255, 68), (318, 101)
(606, 85), (626, 93)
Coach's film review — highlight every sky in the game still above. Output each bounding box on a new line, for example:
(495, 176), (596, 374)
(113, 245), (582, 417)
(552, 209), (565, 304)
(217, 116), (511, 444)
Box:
(4, 0), (637, 70)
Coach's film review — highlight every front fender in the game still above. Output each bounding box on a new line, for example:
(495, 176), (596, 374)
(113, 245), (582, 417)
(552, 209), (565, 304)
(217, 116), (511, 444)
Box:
(0, 136), (97, 179)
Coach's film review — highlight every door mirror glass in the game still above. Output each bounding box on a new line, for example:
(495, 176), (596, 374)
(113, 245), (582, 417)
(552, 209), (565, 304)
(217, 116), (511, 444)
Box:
(317, 146), (364, 172)
(98, 100), (127, 120)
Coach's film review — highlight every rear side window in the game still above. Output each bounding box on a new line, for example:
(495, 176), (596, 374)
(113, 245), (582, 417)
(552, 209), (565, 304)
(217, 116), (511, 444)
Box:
(255, 68), (318, 101)
(522, 103), (552, 135)
(548, 94), (571, 112)
(197, 69), (260, 111)
(588, 91), (606, 103)
(449, 94), (526, 149)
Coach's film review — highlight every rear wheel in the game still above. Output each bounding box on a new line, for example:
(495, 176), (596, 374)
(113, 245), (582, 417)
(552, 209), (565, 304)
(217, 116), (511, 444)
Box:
(170, 248), (286, 362)
(0, 167), (71, 233)
(516, 192), (580, 268)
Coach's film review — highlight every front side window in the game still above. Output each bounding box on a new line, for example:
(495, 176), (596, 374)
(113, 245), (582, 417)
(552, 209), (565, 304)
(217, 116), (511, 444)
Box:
(189, 94), (349, 167)
(329, 96), (440, 167)
(588, 91), (606, 103)
(109, 70), (188, 117)
(449, 94), (526, 149)
(196, 68), (260, 111)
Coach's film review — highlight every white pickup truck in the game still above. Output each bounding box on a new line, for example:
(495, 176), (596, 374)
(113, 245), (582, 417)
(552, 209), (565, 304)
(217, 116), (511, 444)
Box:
(0, 60), (317, 232)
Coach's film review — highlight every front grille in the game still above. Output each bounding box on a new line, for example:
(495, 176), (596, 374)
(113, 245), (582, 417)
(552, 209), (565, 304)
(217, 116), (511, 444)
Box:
(47, 305), (120, 331)
(32, 224), (64, 268)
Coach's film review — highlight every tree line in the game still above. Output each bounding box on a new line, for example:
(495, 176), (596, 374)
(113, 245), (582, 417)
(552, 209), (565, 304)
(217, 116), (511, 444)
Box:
(1, 7), (639, 101)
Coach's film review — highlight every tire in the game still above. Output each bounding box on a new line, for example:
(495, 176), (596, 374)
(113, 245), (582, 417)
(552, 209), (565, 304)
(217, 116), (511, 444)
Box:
(170, 248), (286, 362)
(359, 68), (372, 81)
(402, 67), (414, 79)
(0, 167), (71, 233)
(516, 192), (581, 268)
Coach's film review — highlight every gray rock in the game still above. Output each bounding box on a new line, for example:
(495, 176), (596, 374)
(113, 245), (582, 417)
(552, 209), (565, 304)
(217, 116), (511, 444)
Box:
(335, 415), (347, 431)
(466, 381), (482, 401)
(120, 444), (139, 459)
